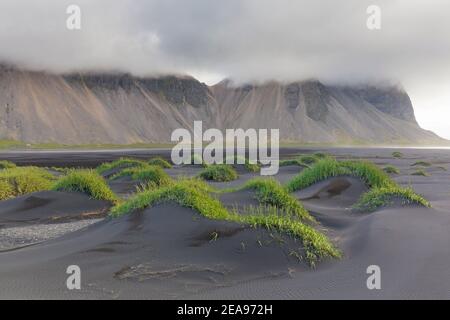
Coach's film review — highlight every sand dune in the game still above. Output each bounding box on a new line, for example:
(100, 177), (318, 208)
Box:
(0, 147), (449, 299)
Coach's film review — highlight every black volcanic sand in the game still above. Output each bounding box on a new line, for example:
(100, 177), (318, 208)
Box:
(107, 176), (141, 197)
(0, 203), (306, 299)
(1, 147), (450, 299)
(0, 191), (111, 228)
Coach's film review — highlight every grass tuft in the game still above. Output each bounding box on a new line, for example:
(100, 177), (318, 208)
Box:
(0, 160), (17, 169)
(111, 165), (172, 186)
(233, 178), (315, 223)
(285, 158), (350, 192)
(411, 169), (429, 177)
(147, 157), (172, 169)
(383, 165), (400, 174)
(411, 161), (431, 167)
(0, 166), (55, 200)
(199, 164), (238, 182)
(52, 169), (118, 202)
(392, 151), (403, 158)
(354, 186), (431, 212)
(96, 157), (146, 174)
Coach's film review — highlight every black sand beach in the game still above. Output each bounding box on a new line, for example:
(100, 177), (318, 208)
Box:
(1, 147), (450, 299)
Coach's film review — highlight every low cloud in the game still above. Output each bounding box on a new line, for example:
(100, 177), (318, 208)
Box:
(1, 0), (450, 137)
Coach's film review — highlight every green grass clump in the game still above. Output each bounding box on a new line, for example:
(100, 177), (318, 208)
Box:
(112, 165), (172, 187)
(392, 151), (403, 158)
(340, 160), (396, 188)
(411, 161), (431, 167)
(313, 152), (328, 159)
(383, 165), (400, 174)
(285, 158), (350, 192)
(96, 157), (146, 174)
(0, 160), (17, 169)
(52, 169), (117, 202)
(236, 178), (315, 223)
(279, 159), (303, 167)
(147, 157), (172, 169)
(298, 155), (320, 165)
(411, 169), (429, 177)
(354, 186), (431, 212)
(285, 158), (397, 191)
(111, 179), (339, 266)
(199, 164), (238, 182)
(0, 166), (55, 200)
(111, 179), (229, 219)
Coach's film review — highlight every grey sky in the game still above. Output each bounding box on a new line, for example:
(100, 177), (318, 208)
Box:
(0, 0), (449, 138)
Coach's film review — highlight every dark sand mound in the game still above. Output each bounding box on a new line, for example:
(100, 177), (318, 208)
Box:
(0, 191), (110, 228)
(196, 205), (450, 299)
(293, 177), (368, 230)
(0, 203), (306, 299)
(107, 176), (141, 197)
(218, 190), (260, 212)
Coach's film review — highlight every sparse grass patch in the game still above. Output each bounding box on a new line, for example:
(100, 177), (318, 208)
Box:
(0, 167), (55, 200)
(52, 169), (118, 202)
(383, 165), (400, 174)
(147, 157), (172, 169)
(411, 169), (429, 177)
(436, 166), (447, 171)
(96, 157), (146, 174)
(0, 160), (16, 169)
(199, 164), (238, 182)
(392, 151), (403, 158)
(354, 186), (431, 212)
(111, 179), (339, 266)
(411, 161), (431, 167)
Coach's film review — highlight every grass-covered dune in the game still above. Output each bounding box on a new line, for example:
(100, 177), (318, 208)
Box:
(199, 164), (238, 182)
(147, 157), (172, 169)
(223, 178), (315, 223)
(111, 164), (172, 187)
(52, 169), (118, 202)
(111, 178), (340, 266)
(280, 153), (325, 168)
(285, 158), (429, 212)
(96, 157), (147, 175)
(0, 166), (55, 200)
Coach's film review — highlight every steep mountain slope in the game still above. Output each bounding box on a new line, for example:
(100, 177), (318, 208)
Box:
(0, 65), (444, 145)
(212, 80), (443, 144)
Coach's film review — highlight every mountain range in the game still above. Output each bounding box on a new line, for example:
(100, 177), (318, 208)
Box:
(0, 65), (445, 145)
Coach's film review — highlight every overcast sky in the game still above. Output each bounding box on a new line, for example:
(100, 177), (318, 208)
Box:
(0, 0), (449, 138)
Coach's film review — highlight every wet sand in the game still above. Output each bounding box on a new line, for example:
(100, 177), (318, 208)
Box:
(0, 147), (450, 299)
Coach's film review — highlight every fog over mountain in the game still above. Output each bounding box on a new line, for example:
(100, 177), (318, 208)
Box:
(0, 0), (449, 140)
(0, 66), (444, 145)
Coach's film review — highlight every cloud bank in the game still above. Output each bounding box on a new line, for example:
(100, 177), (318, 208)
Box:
(0, 0), (449, 137)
